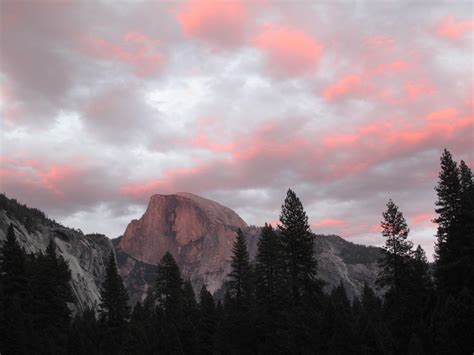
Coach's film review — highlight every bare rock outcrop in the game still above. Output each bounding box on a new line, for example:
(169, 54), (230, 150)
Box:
(118, 193), (248, 295)
(0, 200), (114, 313)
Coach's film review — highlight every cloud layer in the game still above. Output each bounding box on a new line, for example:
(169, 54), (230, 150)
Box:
(1, 0), (473, 259)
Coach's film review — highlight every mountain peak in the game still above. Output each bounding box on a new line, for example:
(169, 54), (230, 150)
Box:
(118, 193), (247, 277)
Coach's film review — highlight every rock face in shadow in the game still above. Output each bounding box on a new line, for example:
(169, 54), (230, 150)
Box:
(0, 197), (114, 313)
(117, 192), (382, 303)
(118, 193), (248, 297)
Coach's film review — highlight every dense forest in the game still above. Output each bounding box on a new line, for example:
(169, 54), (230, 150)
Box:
(0, 149), (473, 354)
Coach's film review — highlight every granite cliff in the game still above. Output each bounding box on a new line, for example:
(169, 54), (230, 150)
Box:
(117, 193), (248, 298)
(0, 195), (114, 313)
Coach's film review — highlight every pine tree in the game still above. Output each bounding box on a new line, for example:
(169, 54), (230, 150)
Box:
(0, 224), (27, 297)
(278, 189), (323, 353)
(255, 223), (284, 309)
(433, 149), (462, 291)
(279, 189), (320, 302)
(458, 160), (474, 292)
(377, 200), (417, 352)
(433, 150), (474, 294)
(153, 252), (187, 353)
(0, 224), (28, 354)
(99, 252), (130, 328)
(228, 228), (252, 302)
(255, 223), (285, 353)
(459, 160), (473, 194)
(198, 285), (216, 354)
(377, 199), (413, 294)
(224, 229), (256, 353)
(181, 280), (199, 354)
(410, 245), (433, 295)
(30, 239), (73, 353)
(154, 252), (183, 316)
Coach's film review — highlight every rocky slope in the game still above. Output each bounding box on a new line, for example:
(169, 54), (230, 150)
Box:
(117, 193), (382, 303)
(118, 193), (248, 296)
(0, 195), (114, 313)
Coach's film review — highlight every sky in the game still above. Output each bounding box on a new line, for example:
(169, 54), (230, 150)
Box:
(1, 0), (473, 259)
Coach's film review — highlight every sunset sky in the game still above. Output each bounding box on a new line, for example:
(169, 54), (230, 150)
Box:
(1, 0), (473, 258)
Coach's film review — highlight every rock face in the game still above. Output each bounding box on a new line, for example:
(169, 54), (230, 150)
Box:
(118, 192), (382, 303)
(0, 196), (114, 313)
(118, 193), (248, 297)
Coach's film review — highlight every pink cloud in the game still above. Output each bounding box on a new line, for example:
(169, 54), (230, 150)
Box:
(322, 59), (412, 102)
(252, 25), (322, 77)
(192, 133), (234, 153)
(177, 0), (248, 47)
(426, 107), (458, 121)
(410, 213), (433, 225)
(435, 15), (474, 41)
(323, 74), (362, 101)
(0, 157), (81, 198)
(404, 81), (435, 101)
(81, 32), (162, 76)
(319, 108), (473, 179)
(313, 218), (345, 227)
(366, 35), (397, 51)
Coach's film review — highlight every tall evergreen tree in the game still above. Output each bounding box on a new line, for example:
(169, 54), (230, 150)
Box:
(459, 160), (473, 194)
(377, 199), (413, 294)
(30, 239), (73, 353)
(0, 224), (28, 354)
(433, 150), (474, 294)
(154, 252), (183, 316)
(153, 252), (189, 353)
(228, 228), (252, 302)
(224, 229), (256, 353)
(278, 189), (323, 353)
(0, 224), (27, 297)
(377, 200), (420, 352)
(410, 245), (433, 295)
(99, 252), (130, 328)
(255, 223), (285, 353)
(433, 149), (463, 291)
(458, 159), (474, 291)
(255, 223), (284, 308)
(278, 189), (320, 302)
(198, 285), (216, 354)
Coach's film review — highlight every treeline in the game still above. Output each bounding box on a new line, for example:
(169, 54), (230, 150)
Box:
(1, 149), (473, 354)
(0, 193), (59, 232)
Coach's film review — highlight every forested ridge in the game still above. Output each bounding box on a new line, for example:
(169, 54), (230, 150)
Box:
(0, 149), (473, 354)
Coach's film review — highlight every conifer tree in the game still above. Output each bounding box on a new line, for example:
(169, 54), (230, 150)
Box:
(0, 224), (27, 297)
(255, 223), (284, 309)
(0, 224), (28, 354)
(154, 252), (183, 316)
(181, 280), (199, 353)
(99, 252), (130, 328)
(459, 160), (473, 194)
(278, 189), (323, 353)
(458, 159), (474, 291)
(377, 200), (416, 352)
(377, 199), (413, 294)
(30, 239), (73, 352)
(225, 229), (256, 353)
(433, 150), (474, 294)
(279, 189), (320, 302)
(228, 228), (252, 302)
(255, 223), (285, 353)
(153, 252), (189, 353)
(198, 285), (216, 354)
(410, 245), (433, 295)
(433, 149), (462, 291)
